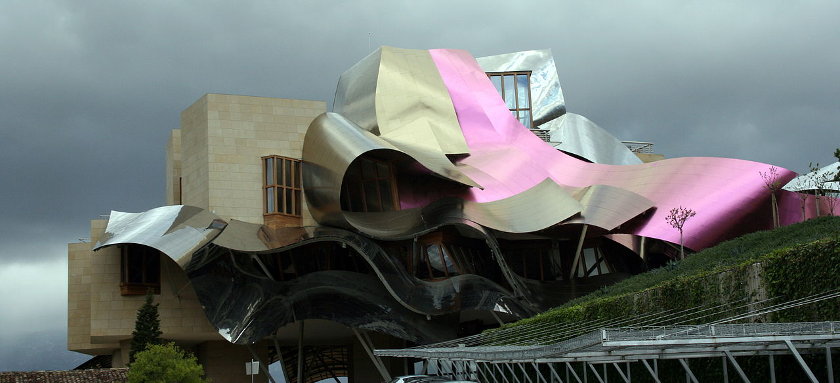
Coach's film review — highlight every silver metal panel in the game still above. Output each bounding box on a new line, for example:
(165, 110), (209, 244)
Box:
(477, 49), (566, 127)
(544, 113), (643, 166)
(212, 220), (533, 318)
(782, 161), (840, 192)
(93, 205), (224, 267)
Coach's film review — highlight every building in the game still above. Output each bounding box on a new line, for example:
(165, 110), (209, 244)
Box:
(68, 47), (836, 382)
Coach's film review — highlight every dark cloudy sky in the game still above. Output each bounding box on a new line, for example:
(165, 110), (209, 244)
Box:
(1, 0), (838, 371)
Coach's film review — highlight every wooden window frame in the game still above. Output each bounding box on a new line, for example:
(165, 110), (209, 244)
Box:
(487, 71), (534, 129)
(262, 155), (303, 217)
(340, 157), (400, 213)
(120, 245), (161, 296)
(412, 231), (474, 281)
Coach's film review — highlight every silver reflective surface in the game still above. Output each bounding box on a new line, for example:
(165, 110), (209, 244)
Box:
(544, 113), (643, 165)
(97, 207), (534, 345)
(477, 49), (566, 127)
(94, 205), (225, 267)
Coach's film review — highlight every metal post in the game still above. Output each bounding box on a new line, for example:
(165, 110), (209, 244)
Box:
(827, 347), (834, 383)
(586, 363), (606, 383)
(547, 363), (565, 383)
(612, 363), (630, 383)
(496, 363), (510, 383)
(722, 356), (729, 383)
(769, 354), (776, 383)
(297, 320), (304, 383)
(677, 359), (698, 383)
(566, 362), (582, 383)
(534, 362), (549, 383)
(640, 360), (662, 383)
(569, 225), (588, 279)
(352, 328), (391, 381)
(477, 362), (492, 383)
(785, 340), (819, 383)
(519, 363), (534, 383)
(724, 350), (751, 383)
(246, 345), (277, 383)
(505, 363), (519, 383)
(272, 335), (286, 383)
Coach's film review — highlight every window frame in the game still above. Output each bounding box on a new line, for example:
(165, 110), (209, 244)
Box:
(487, 71), (534, 129)
(262, 155), (303, 217)
(119, 245), (161, 296)
(340, 157), (400, 213)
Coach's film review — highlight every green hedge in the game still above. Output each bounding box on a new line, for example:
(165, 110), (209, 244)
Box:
(490, 217), (840, 381)
(504, 216), (840, 329)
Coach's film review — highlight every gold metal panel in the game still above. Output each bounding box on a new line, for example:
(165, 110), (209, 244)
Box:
(302, 112), (480, 228)
(375, 47), (470, 155)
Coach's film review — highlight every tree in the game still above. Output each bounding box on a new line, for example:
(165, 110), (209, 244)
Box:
(130, 290), (162, 363)
(127, 342), (208, 383)
(828, 148), (840, 216)
(759, 166), (781, 228)
(807, 162), (823, 217)
(793, 172), (811, 222)
(665, 206), (696, 260)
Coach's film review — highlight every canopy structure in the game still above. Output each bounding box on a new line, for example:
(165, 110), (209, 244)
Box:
(376, 291), (840, 382)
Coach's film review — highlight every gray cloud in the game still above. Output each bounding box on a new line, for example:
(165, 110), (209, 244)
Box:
(0, 0), (838, 370)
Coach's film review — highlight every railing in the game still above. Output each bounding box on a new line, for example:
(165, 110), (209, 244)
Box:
(622, 141), (654, 153)
(529, 129), (552, 143)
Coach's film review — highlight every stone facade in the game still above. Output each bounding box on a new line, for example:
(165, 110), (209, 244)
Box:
(175, 94), (325, 227)
(68, 94), (327, 382)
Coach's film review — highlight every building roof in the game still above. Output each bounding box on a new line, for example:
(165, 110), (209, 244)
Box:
(0, 368), (128, 383)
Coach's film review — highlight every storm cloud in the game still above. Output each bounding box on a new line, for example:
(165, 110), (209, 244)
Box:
(0, 0), (838, 370)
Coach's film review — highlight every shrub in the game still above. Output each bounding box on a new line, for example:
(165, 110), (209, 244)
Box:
(127, 343), (208, 383)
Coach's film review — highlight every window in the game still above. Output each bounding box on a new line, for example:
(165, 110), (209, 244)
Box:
(263, 156), (302, 216)
(340, 157), (398, 212)
(575, 247), (614, 278)
(502, 240), (559, 281)
(488, 71), (533, 129)
(120, 245), (161, 295)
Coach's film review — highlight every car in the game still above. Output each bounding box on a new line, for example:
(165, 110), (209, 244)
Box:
(388, 375), (478, 383)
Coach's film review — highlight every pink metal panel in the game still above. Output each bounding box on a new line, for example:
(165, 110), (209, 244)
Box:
(428, 49), (801, 250)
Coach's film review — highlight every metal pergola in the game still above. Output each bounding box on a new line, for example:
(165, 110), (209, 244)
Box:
(376, 321), (839, 383)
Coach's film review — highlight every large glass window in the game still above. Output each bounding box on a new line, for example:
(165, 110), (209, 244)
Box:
(263, 156), (302, 216)
(340, 157), (398, 212)
(488, 71), (533, 129)
(120, 245), (161, 295)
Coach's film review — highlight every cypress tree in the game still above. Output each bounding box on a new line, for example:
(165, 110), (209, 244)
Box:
(129, 290), (162, 363)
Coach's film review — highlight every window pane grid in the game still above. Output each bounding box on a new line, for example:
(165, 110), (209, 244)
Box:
(262, 155), (302, 217)
(488, 71), (533, 129)
(340, 157), (398, 213)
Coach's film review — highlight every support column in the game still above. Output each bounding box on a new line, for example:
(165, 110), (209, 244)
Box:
(547, 363), (565, 383)
(640, 360), (662, 383)
(352, 328), (391, 382)
(785, 340), (819, 383)
(724, 350), (751, 383)
(612, 363), (630, 383)
(722, 356), (729, 383)
(827, 347), (834, 383)
(677, 359), (698, 383)
(769, 354), (776, 383)
(586, 363), (606, 383)
(297, 321), (304, 383)
(246, 344), (277, 383)
(569, 225), (589, 279)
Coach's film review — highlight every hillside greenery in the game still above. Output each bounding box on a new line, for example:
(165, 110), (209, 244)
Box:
(494, 216), (840, 381)
(508, 215), (840, 328)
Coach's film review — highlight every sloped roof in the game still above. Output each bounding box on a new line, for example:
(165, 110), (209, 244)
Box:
(0, 368), (128, 383)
